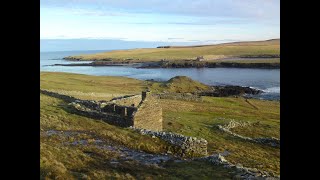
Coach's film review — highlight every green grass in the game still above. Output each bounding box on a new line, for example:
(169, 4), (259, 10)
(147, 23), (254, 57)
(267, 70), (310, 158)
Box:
(161, 97), (280, 174)
(231, 121), (280, 139)
(147, 76), (210, 93)
(40, 91), (236, 179)
(40, 72), (280, 178)
(40, 72), (147, 100)
(40, 94), (172, 152)
(65, 39), (280, 62)
(166, 58), (280, 64)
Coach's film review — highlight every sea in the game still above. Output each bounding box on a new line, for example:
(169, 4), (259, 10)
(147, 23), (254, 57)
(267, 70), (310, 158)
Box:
(40, 50), (280, 100)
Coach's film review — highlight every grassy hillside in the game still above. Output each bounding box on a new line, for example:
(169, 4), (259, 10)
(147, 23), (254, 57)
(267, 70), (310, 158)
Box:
(148, 76), (210, 93)
(161, 97), (280, 174)
(64, 39), (280, 62)
(40, 73), (209, 97)
(40, 72), (147, 100)
(158, 39), (280, 48)
(41, 94), (237, 179)
(40, 72), (280, 179)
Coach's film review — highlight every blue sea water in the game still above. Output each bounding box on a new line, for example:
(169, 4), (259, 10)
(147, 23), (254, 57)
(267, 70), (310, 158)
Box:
(40, 51), (280, 100)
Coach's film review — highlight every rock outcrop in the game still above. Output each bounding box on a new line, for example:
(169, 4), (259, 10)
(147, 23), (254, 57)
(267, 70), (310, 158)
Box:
(197, 86), (262, 97)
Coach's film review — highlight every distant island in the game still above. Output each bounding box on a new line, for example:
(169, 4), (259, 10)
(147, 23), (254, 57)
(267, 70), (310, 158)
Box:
(60, 39), (280, 69)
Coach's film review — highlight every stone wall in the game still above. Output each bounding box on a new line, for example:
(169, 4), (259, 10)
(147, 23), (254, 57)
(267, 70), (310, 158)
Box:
(41, 89), (101, 109)
(217, 120), (280, 148)
(157, 93), (203, 102)
(41, 89), (209, 158)
(110, 95), (142, 107)
(202, 154), (280, 179)
(101, 104), (137, 117)
(133, 94), (163, 131)
(40, 89), (162, 130)
(132, 128), (208, 157)
(40, 89), (77, 102)
(69, 102), (134, 127)
(41, 89), (136, 127)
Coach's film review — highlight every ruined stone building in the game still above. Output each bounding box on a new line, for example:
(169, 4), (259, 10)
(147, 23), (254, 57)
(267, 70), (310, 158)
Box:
(40, 89), (207, 156)
(97, 90), (163, 131)
(40, 89), (163, 131)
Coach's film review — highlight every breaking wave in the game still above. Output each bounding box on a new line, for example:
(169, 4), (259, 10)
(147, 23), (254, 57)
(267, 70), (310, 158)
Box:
(263, 87), (280, 93)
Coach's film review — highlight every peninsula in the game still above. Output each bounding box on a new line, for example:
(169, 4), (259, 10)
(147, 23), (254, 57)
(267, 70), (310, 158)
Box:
(61, 39), (280, 69)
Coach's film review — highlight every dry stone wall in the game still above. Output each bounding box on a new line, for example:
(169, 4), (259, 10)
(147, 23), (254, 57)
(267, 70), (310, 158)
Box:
(41, 89), (208, 157)
(110, 95), (142, 107)
(217, 120), (280, 148)
(40, 89), (162, 130)
(133, 95), (163, 131)
(132, 128), (208, 157)
(41, 89), (136, 127)
(157, 93), (203, 102)
(70, 102), (134, 127)
(41, 89), (280, 177)
(202, 154), (280, 179)
(40, 89), (77, 102)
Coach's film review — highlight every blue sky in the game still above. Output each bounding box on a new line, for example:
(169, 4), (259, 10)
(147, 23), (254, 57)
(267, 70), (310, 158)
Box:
(40, 0), (280, 51)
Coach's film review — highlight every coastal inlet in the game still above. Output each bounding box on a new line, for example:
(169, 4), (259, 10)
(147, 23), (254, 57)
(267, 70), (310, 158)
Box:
(41, 51), (280, 100)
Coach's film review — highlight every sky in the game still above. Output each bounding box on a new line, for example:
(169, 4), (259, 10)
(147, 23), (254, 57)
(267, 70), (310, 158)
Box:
(40, 0), (280, 51)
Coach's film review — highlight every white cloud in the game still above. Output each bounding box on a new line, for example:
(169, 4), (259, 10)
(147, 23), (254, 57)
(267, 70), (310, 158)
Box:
(40, 0), (279, 42)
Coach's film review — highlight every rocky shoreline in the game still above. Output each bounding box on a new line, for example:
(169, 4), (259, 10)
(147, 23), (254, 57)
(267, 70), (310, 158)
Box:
(156, 87), (263, 99)
(198, 85), (263, 97)
(54, 59), (280, 69)
(140, 61), (280, 69)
